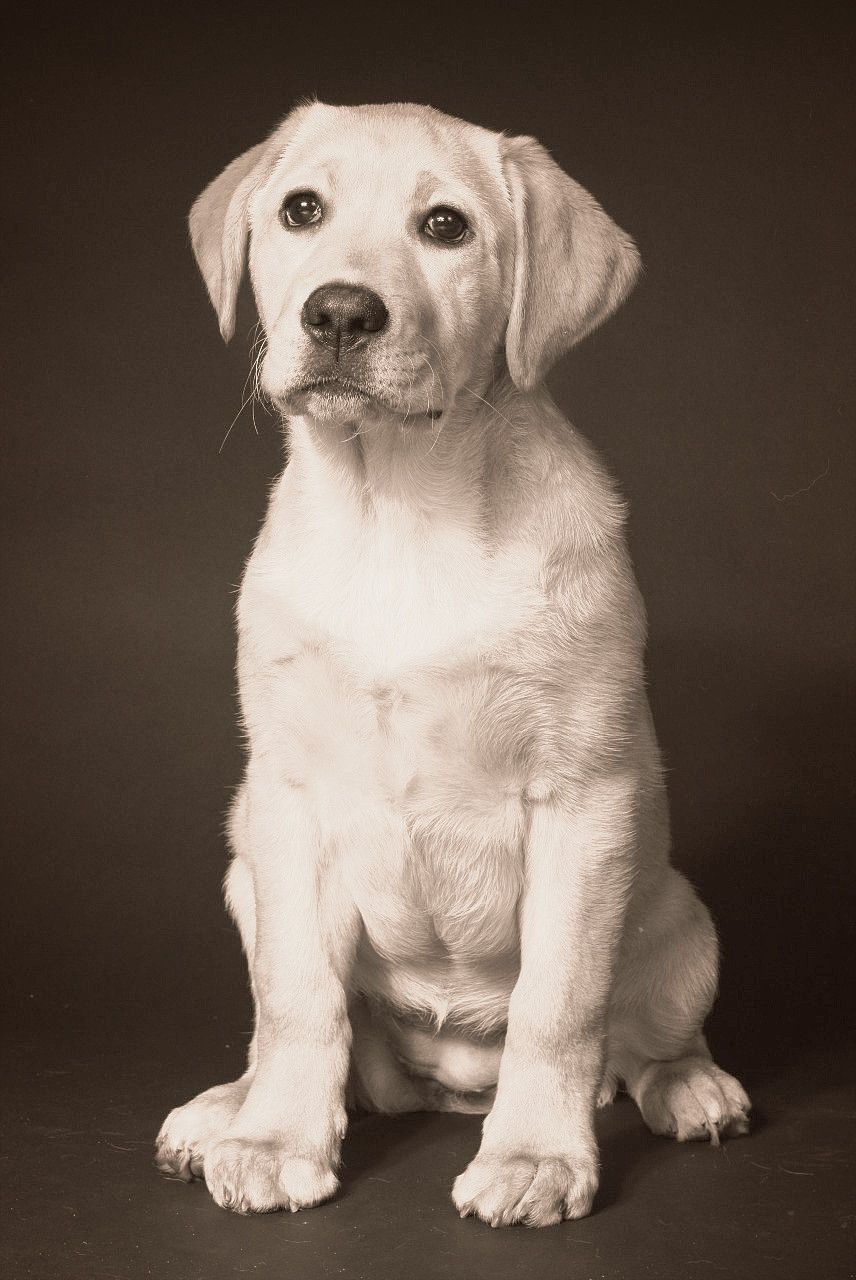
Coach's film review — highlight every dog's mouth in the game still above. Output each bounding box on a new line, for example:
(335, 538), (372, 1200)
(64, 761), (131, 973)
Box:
(281, 376), (442, 421)
(300, 376), (380, 404)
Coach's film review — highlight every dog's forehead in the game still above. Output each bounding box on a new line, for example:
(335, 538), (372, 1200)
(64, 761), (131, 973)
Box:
(274, 102), (506, 202)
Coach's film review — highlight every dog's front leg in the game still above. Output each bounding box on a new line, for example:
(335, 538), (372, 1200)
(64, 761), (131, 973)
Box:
(205, 765), (359, 1214)
(453, 774), (637, 1227)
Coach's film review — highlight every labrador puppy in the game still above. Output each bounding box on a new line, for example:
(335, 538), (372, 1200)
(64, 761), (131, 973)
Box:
(156, 101), (750, 1227)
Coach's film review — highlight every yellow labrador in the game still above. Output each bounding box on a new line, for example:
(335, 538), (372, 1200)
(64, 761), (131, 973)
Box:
(156, 101), (750, 1227)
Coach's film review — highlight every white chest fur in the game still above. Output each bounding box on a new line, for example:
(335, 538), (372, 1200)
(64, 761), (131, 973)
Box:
(256, 490), (541, 670)
(237, 464), (548, 981)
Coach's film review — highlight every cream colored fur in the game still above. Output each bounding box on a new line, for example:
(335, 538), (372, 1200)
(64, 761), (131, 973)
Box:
(156, 101), (750, 1227)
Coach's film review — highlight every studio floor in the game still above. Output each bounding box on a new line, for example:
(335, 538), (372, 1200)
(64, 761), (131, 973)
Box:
(4, 1020), (854, 1280)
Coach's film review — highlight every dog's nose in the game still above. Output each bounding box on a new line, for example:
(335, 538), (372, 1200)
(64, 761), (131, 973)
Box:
(301, 283), (389, 354)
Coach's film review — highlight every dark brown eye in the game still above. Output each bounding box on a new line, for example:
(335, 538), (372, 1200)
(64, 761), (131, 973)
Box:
(280, 191), (323, 228)
(422, 206), (469, 244)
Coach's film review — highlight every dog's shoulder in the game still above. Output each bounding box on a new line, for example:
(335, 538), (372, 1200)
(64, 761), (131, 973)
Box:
(497, 391), (647, 666)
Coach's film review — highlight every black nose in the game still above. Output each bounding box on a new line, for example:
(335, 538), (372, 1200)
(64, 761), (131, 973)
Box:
(301, 283), (389, 354)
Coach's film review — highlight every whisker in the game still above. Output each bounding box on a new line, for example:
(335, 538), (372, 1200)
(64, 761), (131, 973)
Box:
(219, 326), (272, 453)
(426, 409), (444, 454)
(424, 359), (434, 424)
(460, 385), (516, 429)
(421, 351), (440, 392)
(411, 345), (443, 422)
(415, 329), (514, 427)
(243, 322), (264, 398)
(416, 330), (514, 430)
(420, 332), (450, 377)
(238, 354), (256, 411)
(341, 420), (365, 443)
(403, 353), (415, 427)
(218, 387), (258, 454)
(250, 338), (268, 437)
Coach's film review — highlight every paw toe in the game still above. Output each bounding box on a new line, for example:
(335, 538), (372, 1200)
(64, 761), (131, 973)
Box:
(154, 1141), (197, 1182)
(155, 1082), (248, 1186)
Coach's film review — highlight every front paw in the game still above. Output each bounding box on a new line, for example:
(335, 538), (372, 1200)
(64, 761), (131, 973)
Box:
(204, 1137), (339, 1214)
(452, 1150), (598, 1228)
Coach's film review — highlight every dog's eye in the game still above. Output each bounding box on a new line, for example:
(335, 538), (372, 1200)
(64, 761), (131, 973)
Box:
(280, 191), (324, 228)
(422, 207), (469, 244)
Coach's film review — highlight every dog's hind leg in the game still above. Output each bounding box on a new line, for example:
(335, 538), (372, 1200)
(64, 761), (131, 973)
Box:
(604, 867), (750, 1143)
(347, 999), (429, 1114)
(348, 1004), (500, 1116)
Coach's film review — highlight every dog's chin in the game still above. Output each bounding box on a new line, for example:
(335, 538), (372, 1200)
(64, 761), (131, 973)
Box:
(276, 380), (441, 424)
(304, 386), (379, 423)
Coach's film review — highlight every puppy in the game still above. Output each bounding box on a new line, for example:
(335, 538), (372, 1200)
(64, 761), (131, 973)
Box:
(156, 101), (750, 1227)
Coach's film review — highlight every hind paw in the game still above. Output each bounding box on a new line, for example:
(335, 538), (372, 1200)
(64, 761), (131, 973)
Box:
(637, 1055), (750, 1144)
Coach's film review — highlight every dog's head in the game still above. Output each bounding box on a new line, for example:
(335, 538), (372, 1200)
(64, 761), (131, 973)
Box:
(190, 101), (640, 421)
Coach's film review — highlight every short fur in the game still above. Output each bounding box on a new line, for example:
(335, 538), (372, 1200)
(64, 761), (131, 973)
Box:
(156, 101), (750, 1227)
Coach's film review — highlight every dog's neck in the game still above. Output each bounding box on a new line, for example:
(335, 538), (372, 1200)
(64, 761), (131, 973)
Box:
(284, 371), (526, 539)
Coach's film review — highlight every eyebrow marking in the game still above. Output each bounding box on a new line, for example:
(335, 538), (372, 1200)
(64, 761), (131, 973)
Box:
(413, 169), (458, 204)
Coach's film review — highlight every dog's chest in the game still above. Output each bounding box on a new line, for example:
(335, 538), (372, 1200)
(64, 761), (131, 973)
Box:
(283, 505), (542, 669)
(355, 661), (531, 960)
(242, 513), (547, 958)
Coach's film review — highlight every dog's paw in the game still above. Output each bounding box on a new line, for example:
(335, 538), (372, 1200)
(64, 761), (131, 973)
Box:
(203, 1137), (339, 1214)
(637, 1055), (751, 1144)
(452, 1151), (598, 1228)
(155, 1079), (250, 1182)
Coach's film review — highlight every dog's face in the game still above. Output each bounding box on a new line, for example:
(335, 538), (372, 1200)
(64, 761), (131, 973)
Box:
(190, 102), (641, 413)
(247, 104), (512, 423)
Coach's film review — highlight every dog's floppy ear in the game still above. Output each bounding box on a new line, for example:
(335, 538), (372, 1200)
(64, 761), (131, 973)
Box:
(189, 143), (270, 341)
(189, 106), (312, 341)
(501, 135), (641, 390)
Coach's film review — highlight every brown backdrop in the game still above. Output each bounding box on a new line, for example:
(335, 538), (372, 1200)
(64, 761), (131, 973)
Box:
(3, 4), (854, 1276)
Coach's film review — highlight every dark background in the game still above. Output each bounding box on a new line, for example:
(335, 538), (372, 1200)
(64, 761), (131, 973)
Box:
(3, 3), (854, 1277)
